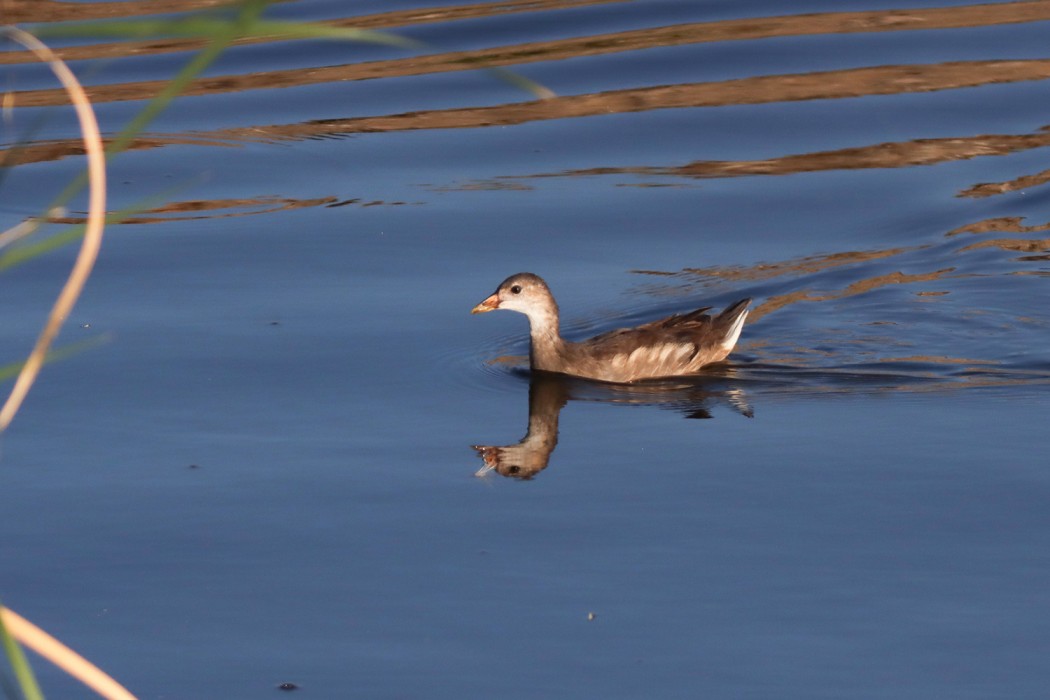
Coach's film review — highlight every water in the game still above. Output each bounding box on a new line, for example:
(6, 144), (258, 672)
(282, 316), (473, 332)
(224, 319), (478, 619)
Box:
(2, 1), (1049, 697)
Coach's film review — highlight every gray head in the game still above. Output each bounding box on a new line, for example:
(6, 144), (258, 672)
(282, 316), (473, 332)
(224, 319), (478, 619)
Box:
(471, 273), (557, 318)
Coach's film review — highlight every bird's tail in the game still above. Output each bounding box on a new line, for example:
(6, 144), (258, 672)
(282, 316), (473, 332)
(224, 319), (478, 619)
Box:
(717, 298), (752, 352)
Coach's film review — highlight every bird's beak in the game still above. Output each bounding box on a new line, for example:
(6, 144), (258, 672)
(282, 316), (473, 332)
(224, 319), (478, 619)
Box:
(471, 294), (500, 314)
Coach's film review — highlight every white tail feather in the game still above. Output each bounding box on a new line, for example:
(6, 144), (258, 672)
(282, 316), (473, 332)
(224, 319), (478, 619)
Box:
(721, 310), (749, 352)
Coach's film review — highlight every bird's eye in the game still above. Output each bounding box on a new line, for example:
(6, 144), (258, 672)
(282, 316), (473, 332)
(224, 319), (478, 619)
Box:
(510, 285), (522, 294)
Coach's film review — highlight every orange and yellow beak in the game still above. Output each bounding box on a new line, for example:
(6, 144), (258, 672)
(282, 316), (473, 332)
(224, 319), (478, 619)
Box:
(471, 294), (500, 314)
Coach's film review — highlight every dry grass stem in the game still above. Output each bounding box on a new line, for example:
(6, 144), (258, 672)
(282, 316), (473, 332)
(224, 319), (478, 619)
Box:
(0, 25), (123, 696)
(0, 27), (107, 431)
(0, 607), (137, 700)
(0, 207), (67, 249)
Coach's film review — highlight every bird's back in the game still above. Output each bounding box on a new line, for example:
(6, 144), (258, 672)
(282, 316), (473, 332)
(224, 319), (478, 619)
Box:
(557, 299), (751, 383)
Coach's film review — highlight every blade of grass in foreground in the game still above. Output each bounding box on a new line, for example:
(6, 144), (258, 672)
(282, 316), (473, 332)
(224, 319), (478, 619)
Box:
(34, 16), (421, 49)
(10, 2), (284, 226)
(0, 27), (108, 432)
(0, 184), (186, 269)
(9, 0), (552, 259)
(0, 607), (136, 700)
(34, 0), (273, 206)
(34, 13), (555, 99)
(0, 335), (112, 382)
(0, 603), (45, 700)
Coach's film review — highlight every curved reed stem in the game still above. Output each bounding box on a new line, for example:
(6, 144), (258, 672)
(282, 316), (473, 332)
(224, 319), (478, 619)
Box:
(0, 24), (127, 700)
(0, 27), (107, 431)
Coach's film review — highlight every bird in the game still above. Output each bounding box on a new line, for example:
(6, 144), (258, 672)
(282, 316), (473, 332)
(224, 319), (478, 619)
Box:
(471, 272), (751, 383)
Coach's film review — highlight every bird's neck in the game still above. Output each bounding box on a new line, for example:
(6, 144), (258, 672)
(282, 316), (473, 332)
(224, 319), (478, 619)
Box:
(526, 306), (565, 371)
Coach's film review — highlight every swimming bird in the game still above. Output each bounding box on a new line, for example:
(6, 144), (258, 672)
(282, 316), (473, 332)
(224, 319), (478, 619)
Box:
(471, 272), (751, 383)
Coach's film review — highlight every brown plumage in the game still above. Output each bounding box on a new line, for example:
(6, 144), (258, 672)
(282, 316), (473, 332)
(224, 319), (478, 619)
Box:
(472, 272), (751, 383)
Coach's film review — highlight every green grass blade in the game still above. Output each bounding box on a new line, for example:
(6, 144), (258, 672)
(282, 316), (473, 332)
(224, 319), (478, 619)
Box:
(0, 188), (178, 271)
(0, 604), (45, 700)
(5, 0), (552, 271)
(0, 335), (112, 382)
(22, 0), (273, 215)
(34, 17), (421, 49)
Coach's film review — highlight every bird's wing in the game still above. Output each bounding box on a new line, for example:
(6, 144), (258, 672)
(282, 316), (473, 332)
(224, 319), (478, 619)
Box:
(582, 307), (716, 355)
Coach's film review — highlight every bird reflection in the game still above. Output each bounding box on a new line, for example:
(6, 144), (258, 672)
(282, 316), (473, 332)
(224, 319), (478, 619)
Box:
(473, 370), (753, 480)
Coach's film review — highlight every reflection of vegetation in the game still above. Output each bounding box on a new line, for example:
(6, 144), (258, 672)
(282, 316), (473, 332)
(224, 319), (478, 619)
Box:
(0, 2), (545, 697)
(35, 2), (419, 164)
(13, 1), (406, 243)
